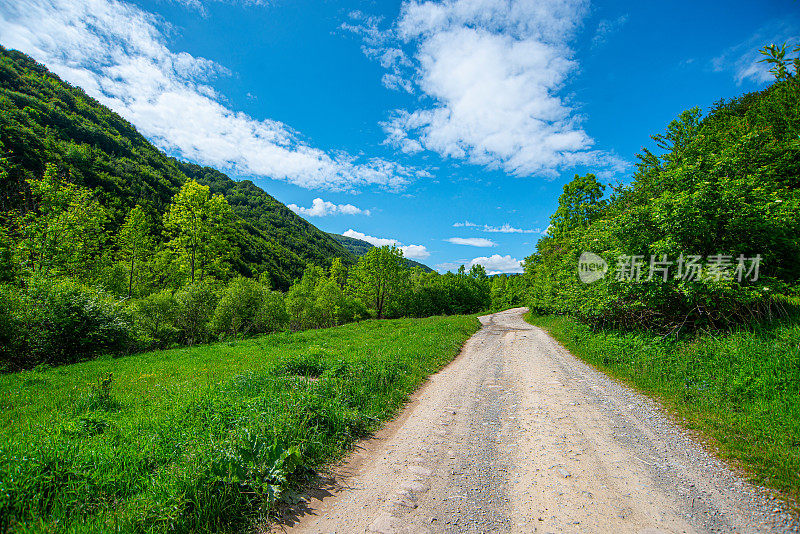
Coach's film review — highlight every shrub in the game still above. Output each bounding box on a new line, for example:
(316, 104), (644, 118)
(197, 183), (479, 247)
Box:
(24, 277), (135, 366)
(0, 285), (27, 371)
(254, 290), (289, 334)
(174, 282), (218, 345)
(131, 289), (180, 349)
(210, 277), (266, 339)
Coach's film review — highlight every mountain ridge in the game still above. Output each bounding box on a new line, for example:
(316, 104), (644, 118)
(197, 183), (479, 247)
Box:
(0, 46), (355, 289)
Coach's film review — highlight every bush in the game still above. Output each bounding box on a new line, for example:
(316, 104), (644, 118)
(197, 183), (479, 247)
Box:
(254, 290), (289, 334)
(0, 285), (27, 371)
(23, 277), (135, 367)
(131, 289), (180, 349)
(174, 282), (218, 345)
(210, 277), (266, 339)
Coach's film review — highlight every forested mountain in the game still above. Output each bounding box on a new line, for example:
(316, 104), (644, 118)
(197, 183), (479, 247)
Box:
(328, 232), (435, 272)
(0, 46), (354, 289)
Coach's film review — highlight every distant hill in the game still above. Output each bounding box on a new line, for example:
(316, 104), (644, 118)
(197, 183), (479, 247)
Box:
(0, 46), (354, 289)
(328, 233), (435, 273)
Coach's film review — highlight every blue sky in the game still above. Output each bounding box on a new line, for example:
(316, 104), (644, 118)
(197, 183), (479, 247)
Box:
(1, 0), (797, 273)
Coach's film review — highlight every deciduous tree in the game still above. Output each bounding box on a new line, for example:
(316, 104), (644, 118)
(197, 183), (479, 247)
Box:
(163, 180), (235, 283)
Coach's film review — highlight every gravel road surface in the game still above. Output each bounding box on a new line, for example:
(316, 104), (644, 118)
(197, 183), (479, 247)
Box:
(275, 308), (798, 534)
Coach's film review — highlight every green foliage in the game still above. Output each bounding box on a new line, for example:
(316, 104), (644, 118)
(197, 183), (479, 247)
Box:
(488, 274), (527, 311)
(0, 47), (355, 291)
(211, 277), (268, 340)
(0, 314), (480, 532)
(13, 163), (108, 280)
(525, 67), (800, 331)
(528, 312), (800, 500)
(174, 282), (219, 346)
(0, 277), (135, 369)
(348, 246), (408, 319)
(116, 204), (154, 297)
(392, 266), (493, 317)
(286, 264), (366, 330)
(254, 290), (289, 334)
(130, 289), (180, 349)
(549, 173), (606, 238)
(164, 180), (236, 284)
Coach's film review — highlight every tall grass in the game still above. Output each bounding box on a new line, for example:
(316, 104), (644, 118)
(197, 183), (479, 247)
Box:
(527, 313), (800, 502)
(0, 315), (480, 532)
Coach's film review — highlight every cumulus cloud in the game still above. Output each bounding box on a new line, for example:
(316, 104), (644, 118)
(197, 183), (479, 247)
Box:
(446, 237), (496, 247)
(345, 0), (627, 178)
(437, 254), (523, 274)
(452, 221), (540, 233)
(0, 0), (418, 191)
(343, 229), (430, 259)
(711, 19), (799, 85)
(288, 198), (370, 217)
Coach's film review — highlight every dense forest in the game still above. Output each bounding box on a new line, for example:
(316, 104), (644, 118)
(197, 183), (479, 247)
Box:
(0, 47), (523, 372)
(523, 44), (800, 333)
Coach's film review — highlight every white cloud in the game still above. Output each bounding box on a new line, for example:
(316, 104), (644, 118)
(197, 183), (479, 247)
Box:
(591, 14), (627, 48)
(0, 0), (417, 191)
(288, 198), (370, 217)
(711, 19), (799, 85)
(346, 0), (627, 178)
(171, 0), (270, 13)
(446, 237), (496, 247)
(437, 254), (523, 274)
(343, 229), (430, 259)
(472, 254), (523, 274)
(400, 244), (430, 260)
(483, 223), (541, 234)
(451, 221), (540, 233)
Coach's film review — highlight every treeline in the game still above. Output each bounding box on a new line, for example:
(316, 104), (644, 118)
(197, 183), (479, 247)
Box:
(523, 45), (800, 332)
(0, 167), (523, 370)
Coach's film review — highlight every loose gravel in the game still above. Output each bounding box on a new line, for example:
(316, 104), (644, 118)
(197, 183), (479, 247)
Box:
(274, 308), (799, 534)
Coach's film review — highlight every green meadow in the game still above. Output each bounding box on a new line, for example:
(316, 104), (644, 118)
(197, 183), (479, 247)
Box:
(0, 315), (480, 532)
(527, 313), (800, 504)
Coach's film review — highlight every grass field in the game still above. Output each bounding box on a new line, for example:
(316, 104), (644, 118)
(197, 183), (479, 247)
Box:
(0, 315), (480, 532)
(526, 313), (800, 505)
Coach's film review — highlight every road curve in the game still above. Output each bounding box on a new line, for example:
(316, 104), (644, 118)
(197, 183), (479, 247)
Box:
(274, 308), (797, 534)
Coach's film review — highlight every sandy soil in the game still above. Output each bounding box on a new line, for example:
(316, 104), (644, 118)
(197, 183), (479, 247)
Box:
(272, 308), (798, 534)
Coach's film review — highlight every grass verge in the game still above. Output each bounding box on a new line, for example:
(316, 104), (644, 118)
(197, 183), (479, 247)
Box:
(525, 313), (800, 504)
(0, 315), (480, 532)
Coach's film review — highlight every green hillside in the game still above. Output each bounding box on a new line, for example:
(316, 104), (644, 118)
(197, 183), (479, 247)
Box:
(0, 46), (354, 289)
(328, 232), (435, 273)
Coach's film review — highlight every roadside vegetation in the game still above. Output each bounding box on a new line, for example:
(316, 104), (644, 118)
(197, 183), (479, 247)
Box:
(0, 314), (480, 532)
(521, 45), (800, 503)
(524, 44), (800, 332)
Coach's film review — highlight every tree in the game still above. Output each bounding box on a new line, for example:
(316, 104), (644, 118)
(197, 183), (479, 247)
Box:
(549, 173), (606, 238)
(163, 180), (236, 283)
(14, 164), (108, 279)
(211, 277), (266, 340)
(329, 257), (348, 289)
(117, 205), (154, 297)
(348, 245), (407, 319)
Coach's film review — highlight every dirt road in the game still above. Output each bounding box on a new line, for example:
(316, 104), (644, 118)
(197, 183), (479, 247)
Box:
(277, 308), (797, 533)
